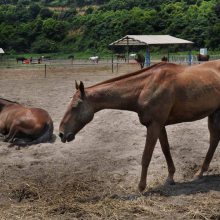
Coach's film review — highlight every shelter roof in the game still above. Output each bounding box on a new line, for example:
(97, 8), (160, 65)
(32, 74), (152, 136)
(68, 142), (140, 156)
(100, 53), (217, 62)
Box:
(109, 35), (193, 46)
(0, 48), (4, 54)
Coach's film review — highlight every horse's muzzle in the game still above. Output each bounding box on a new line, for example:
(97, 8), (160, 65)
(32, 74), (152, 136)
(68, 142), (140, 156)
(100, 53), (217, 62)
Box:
(59, 132), (75, 143)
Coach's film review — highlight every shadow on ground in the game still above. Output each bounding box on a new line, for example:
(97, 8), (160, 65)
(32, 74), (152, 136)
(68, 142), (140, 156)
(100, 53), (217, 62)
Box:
(107, 175), (220, 201)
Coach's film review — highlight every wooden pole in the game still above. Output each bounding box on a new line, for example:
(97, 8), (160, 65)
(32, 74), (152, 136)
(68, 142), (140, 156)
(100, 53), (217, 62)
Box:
(44, 64), (47, 78)
(127, 37), (129, 63)
(112, 53), (114, 73)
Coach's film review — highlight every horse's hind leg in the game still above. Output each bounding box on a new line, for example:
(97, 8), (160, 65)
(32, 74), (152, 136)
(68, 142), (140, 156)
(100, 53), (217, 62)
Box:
(195, 110), (220, 178)
(159, 127), (176, 185)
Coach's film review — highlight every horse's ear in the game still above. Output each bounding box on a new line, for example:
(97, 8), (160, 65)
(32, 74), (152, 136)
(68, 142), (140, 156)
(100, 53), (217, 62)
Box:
(79, 81), (85, 97)
(75, 80), (79, 90)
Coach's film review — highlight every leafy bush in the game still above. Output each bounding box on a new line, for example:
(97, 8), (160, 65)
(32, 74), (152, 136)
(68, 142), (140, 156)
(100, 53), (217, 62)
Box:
(31, 36), (58, 53)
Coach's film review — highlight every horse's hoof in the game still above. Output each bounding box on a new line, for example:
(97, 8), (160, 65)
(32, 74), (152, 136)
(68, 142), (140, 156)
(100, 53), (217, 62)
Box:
(7, 143), (14, 148)
(15, 146), (21, 150)
(194, 174), (202, 181)
(194, 170), (203, 180)
(138, 182), (146, 193)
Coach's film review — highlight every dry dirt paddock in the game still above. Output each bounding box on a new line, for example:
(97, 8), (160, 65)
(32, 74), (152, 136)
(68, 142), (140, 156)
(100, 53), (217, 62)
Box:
(0, 63), (219, 220)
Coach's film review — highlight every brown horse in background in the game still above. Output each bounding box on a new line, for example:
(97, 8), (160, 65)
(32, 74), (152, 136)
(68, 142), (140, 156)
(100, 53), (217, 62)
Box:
(59, 60), (220, 192)
(161, 56), (168, 62)
(197, 54), (210, 61)
(134, 53), (145, 69)
(16, 57), (26, 63)
(0, 98), (53, 146)
(116, 54), (126, 62)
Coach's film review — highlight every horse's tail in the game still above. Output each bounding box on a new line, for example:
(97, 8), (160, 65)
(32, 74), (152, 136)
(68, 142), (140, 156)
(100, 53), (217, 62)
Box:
(13, 121), (54, 146)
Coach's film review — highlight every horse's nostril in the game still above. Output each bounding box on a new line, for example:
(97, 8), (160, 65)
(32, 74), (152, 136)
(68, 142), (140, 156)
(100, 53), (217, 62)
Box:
(59, 132), (64, 138)
(66, 133), (75, 142)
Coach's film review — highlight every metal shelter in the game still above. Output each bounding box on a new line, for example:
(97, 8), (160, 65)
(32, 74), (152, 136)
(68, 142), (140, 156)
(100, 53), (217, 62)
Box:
(109, 35), (193, 66)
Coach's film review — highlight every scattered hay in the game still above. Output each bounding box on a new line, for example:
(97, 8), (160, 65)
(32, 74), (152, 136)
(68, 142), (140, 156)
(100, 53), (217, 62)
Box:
(9, 183), (39, 202)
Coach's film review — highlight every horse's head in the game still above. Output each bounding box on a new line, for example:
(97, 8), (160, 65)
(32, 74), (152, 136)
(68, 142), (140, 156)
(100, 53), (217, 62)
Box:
(59, 81), (94, 143)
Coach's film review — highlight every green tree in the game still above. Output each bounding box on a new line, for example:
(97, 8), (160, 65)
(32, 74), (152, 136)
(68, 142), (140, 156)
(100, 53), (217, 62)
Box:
(28, 3), (41, 19)
(31, 36), (58, 53)
(42, 18), (68, 41)
(39, 7), (53, 19)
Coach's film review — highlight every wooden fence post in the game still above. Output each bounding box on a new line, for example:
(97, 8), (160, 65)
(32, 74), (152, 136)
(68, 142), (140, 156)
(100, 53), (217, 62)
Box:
(44, 64), (47, 78)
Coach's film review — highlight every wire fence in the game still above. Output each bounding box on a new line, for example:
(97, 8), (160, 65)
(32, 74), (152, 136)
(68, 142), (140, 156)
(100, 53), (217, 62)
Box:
(0, 58), (138, 79)
(1, 54), (220, 74)
(169, 54), (220, 64)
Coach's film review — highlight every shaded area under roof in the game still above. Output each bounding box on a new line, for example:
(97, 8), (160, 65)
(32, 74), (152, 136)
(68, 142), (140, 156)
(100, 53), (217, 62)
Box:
(110, 35), (193, 46)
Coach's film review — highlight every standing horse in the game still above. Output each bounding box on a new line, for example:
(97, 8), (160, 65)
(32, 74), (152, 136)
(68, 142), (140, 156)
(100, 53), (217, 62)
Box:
(197, 54), (210, 62)
(116, 54), (126, 62)
(16, 57), (26, 63)
(89, 56), (99, 64)
(134, 53), (145, 69)
(161, 56), (168, 62)
(0, 98), (53, 146)
(59, 60), (220, 192)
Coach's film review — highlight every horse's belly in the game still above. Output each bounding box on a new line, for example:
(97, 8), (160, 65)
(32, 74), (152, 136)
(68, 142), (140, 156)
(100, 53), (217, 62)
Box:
(167, 82), (220, 124)
(167, 109), (212, 124)
(167, 99), (220, 124)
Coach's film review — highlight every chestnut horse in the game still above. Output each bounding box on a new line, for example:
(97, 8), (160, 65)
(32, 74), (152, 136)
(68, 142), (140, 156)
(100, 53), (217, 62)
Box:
(59, 60), (220, 192)
(0, 98), (53, 146)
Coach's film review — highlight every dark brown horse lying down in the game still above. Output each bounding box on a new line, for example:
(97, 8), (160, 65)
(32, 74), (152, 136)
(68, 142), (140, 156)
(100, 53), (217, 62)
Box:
(59, 60), (220, 192)
(0, 98), (53, 146)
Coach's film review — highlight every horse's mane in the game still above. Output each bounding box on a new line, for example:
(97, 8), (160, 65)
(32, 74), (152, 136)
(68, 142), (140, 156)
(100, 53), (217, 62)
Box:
(88, 62), (167, 88)
(0, 98), (18, 104)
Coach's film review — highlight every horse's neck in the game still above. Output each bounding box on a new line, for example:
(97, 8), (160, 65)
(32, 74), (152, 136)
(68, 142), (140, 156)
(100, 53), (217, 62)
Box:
(0, 99), (15, 111)
(87, 78), (145, 112)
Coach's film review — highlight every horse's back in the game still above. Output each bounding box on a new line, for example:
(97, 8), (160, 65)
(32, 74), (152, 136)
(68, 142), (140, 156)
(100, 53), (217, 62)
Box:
(2, 105), (52, 129)
(153, 60), (220, 84)
(29, 107), (52, 126)
(177, 60), (220, 84)
(138, 61), (220, 124)
(167, 60), (220, 124)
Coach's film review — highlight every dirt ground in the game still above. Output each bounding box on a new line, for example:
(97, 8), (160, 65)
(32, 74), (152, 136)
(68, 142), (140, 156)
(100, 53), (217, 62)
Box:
(0, 63), (219, 220)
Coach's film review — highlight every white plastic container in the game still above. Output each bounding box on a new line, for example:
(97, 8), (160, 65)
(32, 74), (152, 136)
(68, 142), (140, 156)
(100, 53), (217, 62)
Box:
(200, 48), (207, 55)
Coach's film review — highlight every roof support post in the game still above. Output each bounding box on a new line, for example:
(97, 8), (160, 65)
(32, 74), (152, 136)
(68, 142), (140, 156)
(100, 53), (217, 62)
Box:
(145, 46), (150, 67)
(188, 50), (192, 65)
(126, 37), (129, 63)
(111, 52), (114, 73)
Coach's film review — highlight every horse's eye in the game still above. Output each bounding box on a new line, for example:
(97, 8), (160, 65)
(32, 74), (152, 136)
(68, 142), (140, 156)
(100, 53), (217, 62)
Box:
(71, 99), (82, 110)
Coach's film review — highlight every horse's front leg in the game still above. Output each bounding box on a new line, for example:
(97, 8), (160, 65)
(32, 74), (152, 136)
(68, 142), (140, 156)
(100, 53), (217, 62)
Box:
(4, 122), (19, 143)
(138, 122), (162, 192)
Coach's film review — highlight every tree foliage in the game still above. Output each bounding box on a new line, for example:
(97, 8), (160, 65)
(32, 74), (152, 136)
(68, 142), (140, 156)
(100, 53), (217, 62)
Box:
(0, 0), (220, 53)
